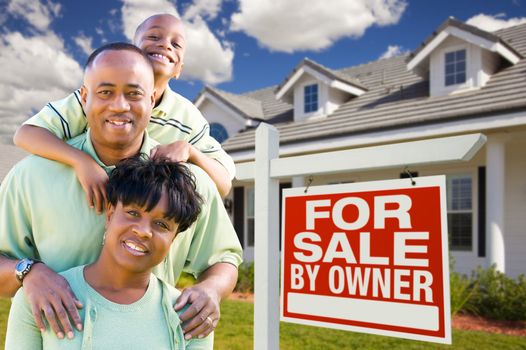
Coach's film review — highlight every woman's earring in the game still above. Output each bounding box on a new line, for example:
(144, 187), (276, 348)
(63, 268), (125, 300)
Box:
(102, 232), (107, 246)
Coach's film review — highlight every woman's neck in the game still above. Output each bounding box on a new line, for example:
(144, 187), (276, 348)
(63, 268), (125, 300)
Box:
(84, 259), (151, 304)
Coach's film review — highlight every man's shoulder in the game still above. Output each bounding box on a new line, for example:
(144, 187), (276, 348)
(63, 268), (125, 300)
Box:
(184, 163), (219, 198)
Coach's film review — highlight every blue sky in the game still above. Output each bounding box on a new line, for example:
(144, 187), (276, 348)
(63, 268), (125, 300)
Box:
(0, 0), (525, 141)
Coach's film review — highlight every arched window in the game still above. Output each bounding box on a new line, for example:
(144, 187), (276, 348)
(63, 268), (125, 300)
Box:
(210, 122), (229, 143)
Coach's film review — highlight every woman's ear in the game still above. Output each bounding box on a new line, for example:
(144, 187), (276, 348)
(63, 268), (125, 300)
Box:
(105, 202), (115, 228)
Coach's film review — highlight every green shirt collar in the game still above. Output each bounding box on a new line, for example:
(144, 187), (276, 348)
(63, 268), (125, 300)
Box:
(81, 129), (158, 172)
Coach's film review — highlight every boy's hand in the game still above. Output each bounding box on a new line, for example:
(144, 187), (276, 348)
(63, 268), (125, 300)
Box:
(150, 141), (194, 163)
(23, 263), (83, 339)
(72, 156), (108, 214)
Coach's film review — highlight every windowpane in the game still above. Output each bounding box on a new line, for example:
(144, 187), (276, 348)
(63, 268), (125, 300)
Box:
(447, 174), (473, 251)
(444, 49), (466, 86)
(304, 84), (319, 113)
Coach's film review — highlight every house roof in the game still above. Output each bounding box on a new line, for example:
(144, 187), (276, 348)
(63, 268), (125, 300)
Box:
(407, 17), (522, 72)
(198, 86), (265, 120)
(274, 58), (368, 101)
(219, 21), (526, 153)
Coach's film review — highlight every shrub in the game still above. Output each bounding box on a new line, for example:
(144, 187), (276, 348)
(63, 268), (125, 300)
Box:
(449, 270), (478, 317)
(235, 262), (254, 293)
(467, 266), (526, 321)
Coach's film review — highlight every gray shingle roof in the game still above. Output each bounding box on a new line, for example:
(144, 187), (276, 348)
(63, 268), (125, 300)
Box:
(220, 21), (526, 152)
(274, 58), (368, 95)
(409, 17), (522, 63)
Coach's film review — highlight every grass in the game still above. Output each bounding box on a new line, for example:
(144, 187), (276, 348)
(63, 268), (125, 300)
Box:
(2, 298), (525, 349)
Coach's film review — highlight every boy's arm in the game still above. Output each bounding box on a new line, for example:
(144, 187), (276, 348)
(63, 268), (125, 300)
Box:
(13, 125), (108, 213)
(150, 141), (232, 197)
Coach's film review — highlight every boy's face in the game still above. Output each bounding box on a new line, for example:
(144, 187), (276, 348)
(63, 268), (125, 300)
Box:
(104, 193), (179, 274)
(81, 49), (155, 151)
(134, 15), (186, 80)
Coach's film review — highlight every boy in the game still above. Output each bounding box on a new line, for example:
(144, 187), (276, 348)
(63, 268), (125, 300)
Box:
(14, 14), (234, 212)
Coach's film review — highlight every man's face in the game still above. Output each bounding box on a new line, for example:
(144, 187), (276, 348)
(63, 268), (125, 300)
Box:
(80, 50), (155, 151)
(134, 14), (186, 80)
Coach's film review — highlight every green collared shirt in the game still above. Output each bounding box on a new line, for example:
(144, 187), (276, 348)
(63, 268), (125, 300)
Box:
(0, 130), (242, 284)
(24, 85), (236, 179)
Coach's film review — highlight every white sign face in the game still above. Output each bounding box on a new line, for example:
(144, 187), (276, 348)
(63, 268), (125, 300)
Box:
(280, 176), (451, 344)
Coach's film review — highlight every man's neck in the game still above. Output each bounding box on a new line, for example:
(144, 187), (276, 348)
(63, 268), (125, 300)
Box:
(90, 134), (145, 166)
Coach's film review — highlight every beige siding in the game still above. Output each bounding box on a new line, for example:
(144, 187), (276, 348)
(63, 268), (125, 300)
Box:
(505, 138), (526, 278)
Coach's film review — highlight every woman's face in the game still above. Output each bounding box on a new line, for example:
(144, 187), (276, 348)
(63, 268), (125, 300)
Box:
(103, 194), (179, 274)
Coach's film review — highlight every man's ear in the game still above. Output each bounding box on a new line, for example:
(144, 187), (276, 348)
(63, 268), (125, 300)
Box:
(80, 85), (88, 106)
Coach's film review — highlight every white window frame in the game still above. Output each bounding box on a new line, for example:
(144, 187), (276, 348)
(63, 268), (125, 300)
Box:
(444, 49), (467, 87)
(303, 83), (319, 114)
(445, 171), (477, 254)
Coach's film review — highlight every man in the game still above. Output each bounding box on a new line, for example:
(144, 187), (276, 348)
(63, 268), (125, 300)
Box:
(0, 43), (242, 341)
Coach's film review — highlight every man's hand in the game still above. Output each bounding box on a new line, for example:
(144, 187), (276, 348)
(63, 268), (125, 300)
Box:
(22, 263), (83, 339)
(72, 155), (108, 214)
(174, 284), (220, 340)
(150, 141), (193, 163)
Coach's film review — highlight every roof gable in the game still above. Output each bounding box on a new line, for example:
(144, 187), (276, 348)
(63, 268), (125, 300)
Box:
(407, 17), (522, 75)
(274, 58), (368, 103)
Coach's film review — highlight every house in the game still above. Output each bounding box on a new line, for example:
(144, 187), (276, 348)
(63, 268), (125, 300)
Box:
(195, 18), (526, 278)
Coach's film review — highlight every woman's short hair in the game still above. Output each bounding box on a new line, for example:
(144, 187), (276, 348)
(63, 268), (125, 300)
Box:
(107, 155), (202, 233)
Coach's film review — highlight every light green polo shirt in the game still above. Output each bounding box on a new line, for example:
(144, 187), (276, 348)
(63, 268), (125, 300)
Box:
(6, 266), (213, 350)
(0, 130), (242, 285)
(23, 85), (236, 179)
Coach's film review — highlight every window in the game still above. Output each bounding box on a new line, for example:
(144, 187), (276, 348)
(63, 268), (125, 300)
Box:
(304, 84), (318, 113)
(445, 49), (466, 86)
(246, 187), (254, 247)
(210, 122), (229, 143)
(447, 174), (473, 251)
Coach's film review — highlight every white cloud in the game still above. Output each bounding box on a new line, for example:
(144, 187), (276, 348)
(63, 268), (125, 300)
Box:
(120, 0), (181, 41)
(119, 0), (233, 84)
(74, 33), (94, 56)
(183, 0), (222, 20)
(7, 0), (61, 32)
(0, 31), (83, 141)
(231, 0), (407, 53)
(182, 16), (233, 84)
(466, 13), (526, 32)
(379, 44), (404, 59)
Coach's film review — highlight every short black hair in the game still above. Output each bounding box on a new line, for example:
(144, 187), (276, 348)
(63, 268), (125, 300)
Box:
(107, 155), (202, 233)
(84, 42), (153, 72)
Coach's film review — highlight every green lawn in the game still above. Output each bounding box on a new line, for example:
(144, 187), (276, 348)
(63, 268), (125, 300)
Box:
(1, 298), (524, 349)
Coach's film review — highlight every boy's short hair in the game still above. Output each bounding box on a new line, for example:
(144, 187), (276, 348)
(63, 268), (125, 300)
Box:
(84, 42), (153, 72)
(107, 155), (202, 233)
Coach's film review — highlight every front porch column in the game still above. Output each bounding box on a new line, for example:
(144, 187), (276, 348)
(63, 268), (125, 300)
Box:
(486, 135), (506, 272)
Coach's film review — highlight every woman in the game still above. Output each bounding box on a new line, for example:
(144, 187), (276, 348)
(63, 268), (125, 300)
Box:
(5, 156), (211, 349)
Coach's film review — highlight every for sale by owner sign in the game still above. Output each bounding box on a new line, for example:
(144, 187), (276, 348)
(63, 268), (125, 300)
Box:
(280, 176), (451, 344)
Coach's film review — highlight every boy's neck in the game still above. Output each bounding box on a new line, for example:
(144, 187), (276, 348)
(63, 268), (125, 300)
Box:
(154, 75), (171, 106)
